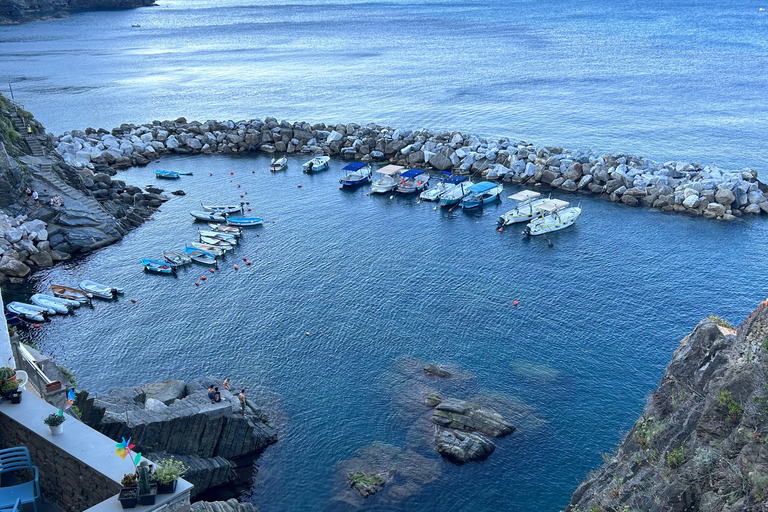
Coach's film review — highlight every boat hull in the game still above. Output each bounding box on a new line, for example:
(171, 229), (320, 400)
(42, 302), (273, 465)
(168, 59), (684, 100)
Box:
(524, 207), (582, 236)
(185, 247), (217, 265)
(142, 258), (176, 275)
(50, 285), (92, 303)
(190, 211), (226, 222)
(30, 295), (70, 314)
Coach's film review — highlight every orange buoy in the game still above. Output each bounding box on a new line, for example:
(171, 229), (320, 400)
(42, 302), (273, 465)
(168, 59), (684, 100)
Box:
(237, 184), (241, 188)
(246, 261), (252, 265)
(240, 194), (244, 198)
(252, 170), (255, 173)
(230, 171), (234, 175)
(513, 301), (518, 307)
(246, 201), (250, 205)
(297, 184), (302, 188)
(209, 172), (213, 176)
(247, 208), (251, 211)
(195, 282), (200, 286)
(201, 276), (207, 281)
(130, 299), (137, 303)
(366, 193), (370, 196)
(210, 268), (215, 273)
(34, 324), (41, 328)
(498, 228), (503, 233)
(234, 264), (239, 270)
(243, 257), (248, 261)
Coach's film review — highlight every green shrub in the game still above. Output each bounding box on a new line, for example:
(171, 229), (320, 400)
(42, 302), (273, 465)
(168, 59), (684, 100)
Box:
(152, 456), (187, 485)
(718, 390), (744, 423)
(43, 412), (65, 427)
(60, 366), (76, 387)
(667, 442), (686, 468)
(709, 315), (734, 329)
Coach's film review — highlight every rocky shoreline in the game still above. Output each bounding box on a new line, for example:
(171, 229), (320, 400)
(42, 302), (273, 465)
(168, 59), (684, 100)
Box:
(56, 117), (767, 221)
(0, 0), (155, 24)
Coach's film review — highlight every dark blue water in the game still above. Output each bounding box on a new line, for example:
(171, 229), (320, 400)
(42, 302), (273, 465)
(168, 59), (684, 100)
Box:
(1, 0), (767, 509)
(11, 154), (768, 511)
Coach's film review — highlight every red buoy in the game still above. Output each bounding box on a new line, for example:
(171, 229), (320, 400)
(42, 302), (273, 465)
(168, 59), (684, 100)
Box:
(498, 228), (503, 233)
(513, 301), (518, 307)
(234, 264), (239, 270)
(195, 282), (200, 286)
(247, 208), (251, 211)
(237, 184), (241, 188)
(34, 324), (41, 328)
(243, 257), (248, 261)
(252, 170), (255, 173)
(297, 184), (302, 188)
(130, 299), (137, 303)
(210, 268), (215, 273)
(246, 261), (252, 265)
(209, 172), (213, 176)
(246, 201), (250, 205)
(201, 276), (207, 281)
(230, 171), (234, 175)
(240, 194), (244, 198)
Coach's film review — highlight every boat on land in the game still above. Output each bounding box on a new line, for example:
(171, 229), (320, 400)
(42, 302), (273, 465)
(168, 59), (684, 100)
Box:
(142, 258), (177, 275)
(198, 230), (238, 243)
(199, 236), (235, 250)
(7, 302), (47, 322)
(190, 211), (226, 222)
(201, 203), (244, 214)
(498, 190), (551, 226)
(162, 250), (192, 267)
(370, 165), (405, 194)
(225, 217), (263, 227)
(523, 199), (582, 236)
(439, 179), (474, 207)
(30, 294), (71, 314)
(50, 284), (92, 303)
(31, 293), (81, 309)
(460, 182), (504, 210)
(185, 246), (218, 265)
(79, 280), (123, 299)
(302, 155), (330, 173)
(420, 173), (463, 201)
(339, 162), (372, 188)
(206, 223), (242, 236)
(270, 156), (288, 172)
(155, 170), (180, 179)
(396, 169), (430, 194)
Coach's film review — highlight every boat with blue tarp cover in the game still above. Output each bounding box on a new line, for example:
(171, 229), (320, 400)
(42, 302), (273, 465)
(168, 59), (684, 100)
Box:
(155, 170), (180, 179)
(339, 162), (372, 188)
(460, 181), (504, 209)
(396, 169), (430, 194)
(142, 258), (177, 275)
(439, 178), (474, 207)
(420, 173), (466, 201)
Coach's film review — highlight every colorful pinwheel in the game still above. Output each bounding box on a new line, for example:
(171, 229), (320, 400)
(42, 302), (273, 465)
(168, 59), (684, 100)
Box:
(64, 388), (75, 409)
(115, 437), (135, 460)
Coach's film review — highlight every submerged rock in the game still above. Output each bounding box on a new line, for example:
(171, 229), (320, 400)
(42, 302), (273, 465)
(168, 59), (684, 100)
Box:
(431, 398), (516, 438)
(423, 363), (451, 378)
(347, 470), (393, 498)
(434, 429), (495, 463)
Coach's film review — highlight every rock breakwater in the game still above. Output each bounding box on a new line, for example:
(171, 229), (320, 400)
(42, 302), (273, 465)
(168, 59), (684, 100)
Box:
(57, 117), (766, 220)
(0, 0), (155, 24)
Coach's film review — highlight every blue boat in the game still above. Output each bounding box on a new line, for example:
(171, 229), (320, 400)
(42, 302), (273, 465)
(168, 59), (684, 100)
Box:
(421, 173), (466, 201)
(339, 162), (372, 188)
(226, 217), (263, 227)
(460, 181), (504, 210)
(184, 246), (217, 265)
(142, 258), (176, 275)
(396, 169), (430, 194)
(155, 170), (180, 179)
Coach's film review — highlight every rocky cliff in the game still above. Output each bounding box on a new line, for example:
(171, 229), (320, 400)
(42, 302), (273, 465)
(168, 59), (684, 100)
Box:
(0, 0), (154, 24)
(567, 304), (768, 512)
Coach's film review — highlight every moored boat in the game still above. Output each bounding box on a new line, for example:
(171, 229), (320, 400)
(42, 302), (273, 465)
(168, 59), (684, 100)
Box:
(420, 173), (464, 201)
(190, 211), (226, 222)
(162, 250), (192, 267)
(523, 199), (582, 236)
(339, 162), (372, 188)
(206, 223), (242, 236)
(396, 169), (430, 194)
(79, 280), (123, 299)
(142, 258), (177, 275)
(185, 246), (218, 265)
(50, 284), (92, 303)
(302, 154), (330, 173)
(30, 294), (71, 314)
(199, 236), (235, 250)
(31, 293), (81, 309)
(7, 302), (46, 322)
(201, 203), (244, 214)
(189, 242), (226, 257)
(460, 182), (504, 210)
(270, 156), (288, 172)
(155, 170), (180, 179)
(370, 165), (405, 194)
(225, 217), (263, 227)
(198, 230), (238, 243)
(498, 190), (551, 227)
(439, 179), (475, 207)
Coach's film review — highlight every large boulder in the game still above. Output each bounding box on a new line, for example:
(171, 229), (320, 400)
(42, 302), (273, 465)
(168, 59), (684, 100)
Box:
(715, 187), (736, 206)
(0, 257), (30, 277)
(431, 398), (515, 437)
(434, 429), (495, 463)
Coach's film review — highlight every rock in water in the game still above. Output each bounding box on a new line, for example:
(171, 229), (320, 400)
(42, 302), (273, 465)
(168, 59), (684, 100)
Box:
(423, 364), (451, 378)
(431, 398), (516, 437)
(347, 471), (393, 498)
(191, 499), (258, 512)
(434, 429), (495, 463)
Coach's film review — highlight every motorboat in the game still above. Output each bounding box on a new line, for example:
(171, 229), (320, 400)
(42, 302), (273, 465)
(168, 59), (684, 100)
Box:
(30, 294), (71, 314)
(201, 203), (244, 214)
(225, 217), (263, 227)
(498, 190), (551, 227)
(79, 280), (123, 299)
(190, 211), (226, 222)
(185, 246), (219, 264)
(302, 154), (330, 173)
(142, 258), (177, 275)
(50, 284), (92, 303)
(369, 165), (405, 194)
(198, 230), (237, 243)
(420, 173), (464, 201)
(7, 302), (46, 322)
(396, 169), (430, 194)
(523, 199), (582, 236)
(339, 162), (372, 188)
(31, 293), (80, 309)
(199, 236), (235, 250)
(206, 223), (242, 236)
(162, 250), (192, 267)
(155, 170), (180, 179)
(439, 179), (474, 207)
(270, 156), (288, 172)
(460, 182), (504, 210)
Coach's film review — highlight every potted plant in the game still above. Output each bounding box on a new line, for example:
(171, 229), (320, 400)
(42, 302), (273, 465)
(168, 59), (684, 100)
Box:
(137, 460), (157, 505)
(44, 412), (65, 435)
(0, 366), (16, 383)
(1, 379), (21, 404)
(118, 473), (138, 509)
(152, 456), (187, 494)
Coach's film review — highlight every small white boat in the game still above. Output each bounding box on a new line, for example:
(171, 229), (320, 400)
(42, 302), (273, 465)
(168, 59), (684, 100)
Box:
(201, 203), (244, 214)
(270, 156), (288, 172)
(79, 280), (123, 299)
(188, 242), (226, 257)
(302, 155), (330, 173)
(50, 285), (92, 303)
(420, 173), (465, 201)
(30, 294), (71, 314)
(31, 293), (80, 309)
(198, 230), (237, 243)
(163, 250), (192, 267)
(396, 169), (430, 194)
(7, 302), (46, 322)
(199, 235), (235, 250)
(498, 190), (551, 226)
(190, 211), (226, 222)
(439, 179), (475, 207)
(207, 223), (242, 236)
(523, 199), (582, 236)
(460, 182), (504, 210)
(185, 246), (217, 265)
(370, 165), (405, 194)
(339, 162), (372, 187)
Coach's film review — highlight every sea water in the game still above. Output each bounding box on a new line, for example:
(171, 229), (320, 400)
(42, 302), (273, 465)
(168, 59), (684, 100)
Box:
(0, 1), (767, 510)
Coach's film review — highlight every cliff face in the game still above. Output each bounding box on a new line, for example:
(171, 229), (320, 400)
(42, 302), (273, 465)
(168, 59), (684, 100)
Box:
(0, 0), (154, 23)
(567, 305), (768, 512)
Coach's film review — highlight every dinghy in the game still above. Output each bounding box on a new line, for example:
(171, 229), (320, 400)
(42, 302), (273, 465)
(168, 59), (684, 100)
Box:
(31, 293), (80, 309)
(225, 217), (262, 227)
(302, 154), (330, 173)
(523, 199), (582, 236)
(199, 236), (235, 250)
(79, 280), (123, 299)
(207, 223), (242, 236)
(339, 162), (372, 188)
(162, 250), (192, 267)
(185, 246), (217, 265)
(201, 203), (244, 214)
(7, 302), (46, 322)
(155, 170), (180, 179)
(178, 171), (194, 176)
(498, 190), (550, 226)
(460, 182), (504, 210)
(270, 156), (288, 172)
(189, 242), (226, 256)
(142, 258), (177, 275)
(190, 211), (226, 222)
(198, 230), (237, 243)
(50, 285), (92, 303)
(30, 294), (71, 314)
(370, 165), (404, 194)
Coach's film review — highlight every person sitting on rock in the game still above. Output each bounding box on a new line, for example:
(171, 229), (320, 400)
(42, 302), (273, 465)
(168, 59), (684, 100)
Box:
(207, 384), (215, 401)
(222, 377), (231, 391)
(213, 387), (221, 403)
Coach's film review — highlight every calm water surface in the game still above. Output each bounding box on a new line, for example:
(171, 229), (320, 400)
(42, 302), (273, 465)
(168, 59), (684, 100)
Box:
(0, 0), (767, 510)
